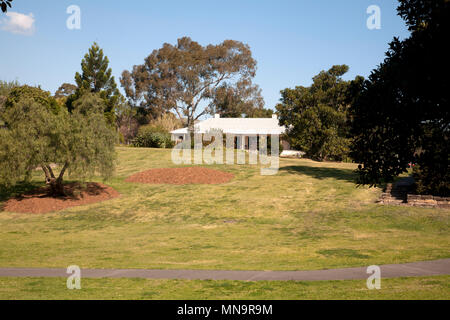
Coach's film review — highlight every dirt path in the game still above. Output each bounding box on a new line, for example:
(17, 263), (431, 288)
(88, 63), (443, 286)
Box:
(0, 259), (448, 281)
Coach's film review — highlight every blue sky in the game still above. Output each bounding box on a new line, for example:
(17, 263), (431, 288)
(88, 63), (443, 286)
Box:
(0, 0), (409, 110)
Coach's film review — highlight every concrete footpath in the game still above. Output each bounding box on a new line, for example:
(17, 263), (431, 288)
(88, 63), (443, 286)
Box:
(0, 259), (448, 281)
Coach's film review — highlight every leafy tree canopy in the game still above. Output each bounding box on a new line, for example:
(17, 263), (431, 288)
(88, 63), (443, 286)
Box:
(69, 42), (121, 125)
(350, 0), (450, 196)
(209, 80), (272, 118)
(0, 80), (19, 96)
(4, 85), (61, 116)
(276, 65), (359, 161)
(121, 37), (260, 129)
(0, 80), (19, 118)
(0, 89), (116, 196)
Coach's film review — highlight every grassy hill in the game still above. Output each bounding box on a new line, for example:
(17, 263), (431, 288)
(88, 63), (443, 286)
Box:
(0, 147), (449, 299)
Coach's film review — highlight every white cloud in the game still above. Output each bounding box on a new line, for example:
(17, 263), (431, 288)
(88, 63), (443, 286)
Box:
(1, 12), (35, 35)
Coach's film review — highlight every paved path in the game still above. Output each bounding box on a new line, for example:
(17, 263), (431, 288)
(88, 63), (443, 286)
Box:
(0, 259), (448, 281)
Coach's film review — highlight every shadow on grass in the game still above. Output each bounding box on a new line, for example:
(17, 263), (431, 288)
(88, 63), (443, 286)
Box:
(280, 165), (356, 183)
(2, 182), (111, 203)
(0, 181), (45, 203)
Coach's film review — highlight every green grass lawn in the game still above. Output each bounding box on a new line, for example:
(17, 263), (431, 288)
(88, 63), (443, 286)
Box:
(1, 276), (448, 300)
(0, 147), (449, 299)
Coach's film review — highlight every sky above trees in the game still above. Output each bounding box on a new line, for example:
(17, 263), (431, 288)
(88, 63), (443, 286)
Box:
(0, 0), (409, 111)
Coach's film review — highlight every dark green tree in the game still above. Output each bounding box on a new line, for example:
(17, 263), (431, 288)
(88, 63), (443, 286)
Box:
(350, 0), (450, 196)
(276, 65), (358, 161)
(69, 42), (121, 125)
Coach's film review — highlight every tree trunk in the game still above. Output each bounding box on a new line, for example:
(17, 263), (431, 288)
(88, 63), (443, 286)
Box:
(186, 113), (195, 149)
(42, 163), (68, 197)
(47, 177), (66, 196)
(187, 114), (194, 134)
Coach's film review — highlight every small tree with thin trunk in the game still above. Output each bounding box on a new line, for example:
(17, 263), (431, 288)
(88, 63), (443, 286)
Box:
(0, 90), (116, 196)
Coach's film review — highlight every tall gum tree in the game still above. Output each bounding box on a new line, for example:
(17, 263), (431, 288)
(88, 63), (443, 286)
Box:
(120, 37), (260, 130)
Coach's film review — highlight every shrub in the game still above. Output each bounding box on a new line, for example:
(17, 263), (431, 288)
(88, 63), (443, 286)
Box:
(132, 129), (175, 149)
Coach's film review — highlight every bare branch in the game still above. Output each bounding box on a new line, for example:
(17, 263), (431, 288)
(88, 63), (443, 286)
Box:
(41, 165), (51, 182)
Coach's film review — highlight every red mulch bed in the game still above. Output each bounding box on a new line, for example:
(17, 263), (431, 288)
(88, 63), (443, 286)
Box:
(3, 182), (120, 214)
(125, 167), (234, 185)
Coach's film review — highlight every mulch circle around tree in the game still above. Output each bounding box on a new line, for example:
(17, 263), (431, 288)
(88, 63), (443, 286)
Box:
(125, 167), (234, 185)
(3, 182), (120, 214)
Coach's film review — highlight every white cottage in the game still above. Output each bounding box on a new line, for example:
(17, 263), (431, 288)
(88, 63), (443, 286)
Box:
(170, 114), (294, 152)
